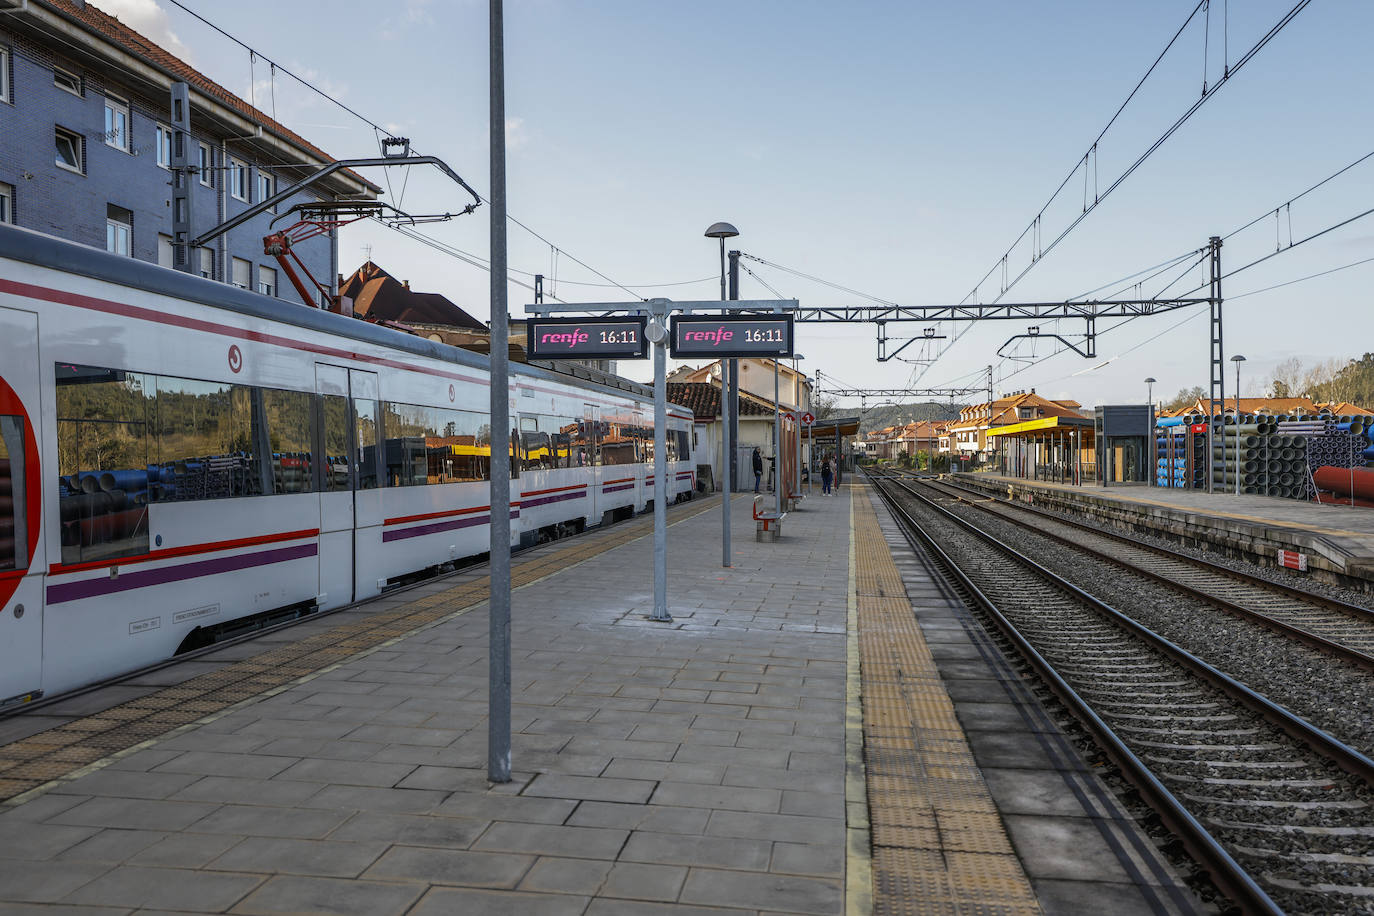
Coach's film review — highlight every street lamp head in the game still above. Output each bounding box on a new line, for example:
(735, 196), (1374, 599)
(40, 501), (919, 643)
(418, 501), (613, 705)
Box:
(704, 222), (739, 239)
(1231, 354), (1246, 363)
(1144, 377), (1156, 384)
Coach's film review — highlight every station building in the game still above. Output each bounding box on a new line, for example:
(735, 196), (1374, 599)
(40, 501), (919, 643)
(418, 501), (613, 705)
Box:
(0, 0), (376, 304)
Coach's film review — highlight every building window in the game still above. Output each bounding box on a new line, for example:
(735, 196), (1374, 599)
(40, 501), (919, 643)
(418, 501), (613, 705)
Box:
(231, 257), (251, 290)
(155, 125), (172, 169)
(106, 205), (132, 257)
(55, 127), (84, 174)
(199, 247), (215, 280)
(198, 143), (213, 187)
(0, 182), (12, 223)
(53, 66), (81, 96)
(257, 171), (274, 210)
(104, 95), (129, 151)
(229, 158), (248, 201)
(258, 265), (277, 298)
(0, 48), (10, 103)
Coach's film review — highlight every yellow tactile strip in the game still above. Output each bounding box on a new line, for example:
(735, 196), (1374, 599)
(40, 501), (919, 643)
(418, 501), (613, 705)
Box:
(0, 495), (724, 805)
(853, 484), (1042, 916)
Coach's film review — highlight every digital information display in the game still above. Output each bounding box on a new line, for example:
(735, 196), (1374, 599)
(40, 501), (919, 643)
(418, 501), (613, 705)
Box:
(669, 314), (794, 359)
(526, 317), (649, 360)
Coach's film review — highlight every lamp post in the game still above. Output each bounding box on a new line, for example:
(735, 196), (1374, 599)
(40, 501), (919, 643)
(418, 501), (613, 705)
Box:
(1145, 377), (1156, 487)
(1231, 355), (1246, 495)
(793, 354), (805, 498)
(705, 222), (739, 567)
(487, 0), (512, 784)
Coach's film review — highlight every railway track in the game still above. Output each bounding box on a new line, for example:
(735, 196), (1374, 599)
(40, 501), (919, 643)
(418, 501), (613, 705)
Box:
(917, 473), (1374, 668)
(865, 470), (1374, 915)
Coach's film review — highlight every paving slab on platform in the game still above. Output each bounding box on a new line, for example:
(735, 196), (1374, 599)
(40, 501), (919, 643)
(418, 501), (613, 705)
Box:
(860, 482), (1205, 916)
(0, 489), (856, 914)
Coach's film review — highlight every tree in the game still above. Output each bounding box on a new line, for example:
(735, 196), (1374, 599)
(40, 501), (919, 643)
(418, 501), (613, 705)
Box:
(812, 393), (839, 421)
(897, 449), (910, 468)
(1268, 357), (1304, 399)
(1163, 386), (1206, 410)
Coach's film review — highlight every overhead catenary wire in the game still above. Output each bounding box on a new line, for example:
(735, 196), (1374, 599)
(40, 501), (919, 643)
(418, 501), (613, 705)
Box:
(918, 0), (1311, 384)
(160, 0), (644, 303)
(992, 251), (1374, 388)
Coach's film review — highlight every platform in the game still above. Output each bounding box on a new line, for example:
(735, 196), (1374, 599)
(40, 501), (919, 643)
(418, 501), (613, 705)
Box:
(0, 484), (1202, 914)
(955, 471), (1374, 590)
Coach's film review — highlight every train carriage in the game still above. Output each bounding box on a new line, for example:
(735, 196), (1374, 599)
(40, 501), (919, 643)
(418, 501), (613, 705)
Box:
(0, 225), (695, 704)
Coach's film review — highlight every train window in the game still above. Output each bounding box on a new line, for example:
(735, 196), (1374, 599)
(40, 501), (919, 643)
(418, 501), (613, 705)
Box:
(321, 395), (351, 492)
(149, 377), (256, 501)
(56, 363), (321, 564)
(147, 379), (313, 499)
(382, 402), (517, 486)
(55, 365), (151, 564)
(355, 398), (380, 489)
(261, 388), (314, 494)
(0, 416), (27, 571)
(519, 417), (552, 471)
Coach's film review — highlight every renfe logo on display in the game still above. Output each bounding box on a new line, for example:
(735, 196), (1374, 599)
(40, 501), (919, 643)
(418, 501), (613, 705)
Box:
(526, 317), (650, 360)
(669, 314), (794, 359)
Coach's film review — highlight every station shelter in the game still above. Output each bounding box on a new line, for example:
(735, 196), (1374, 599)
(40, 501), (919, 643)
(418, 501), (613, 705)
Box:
(986, 405), (1154, 486)
(802, 417), (861, 489)
(987, 415), (1096, 484)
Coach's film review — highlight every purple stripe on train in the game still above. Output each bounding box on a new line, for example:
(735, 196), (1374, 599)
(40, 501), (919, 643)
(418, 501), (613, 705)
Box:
(47, 542), (320, 604)
(602, 484), (634, 494)
(521, 490), (587, 510)
(382, 509), (520, 543)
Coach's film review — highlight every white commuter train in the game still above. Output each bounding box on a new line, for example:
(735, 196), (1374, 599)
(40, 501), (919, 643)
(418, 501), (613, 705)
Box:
(0, 225), (697, 705)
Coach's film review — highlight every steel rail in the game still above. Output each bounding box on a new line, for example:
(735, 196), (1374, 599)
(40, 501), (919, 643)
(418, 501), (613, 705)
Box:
(915, 476), (1374, 671)
(863, 471), (1284, 915)
(935, 473), (1374, 624)
(869, 470), (1374, 784)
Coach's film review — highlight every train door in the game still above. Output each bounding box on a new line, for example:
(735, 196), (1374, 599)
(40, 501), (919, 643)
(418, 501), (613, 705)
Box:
(0, 307), (43, 702)
(350, 371), (382, 601)
(315, 364), (367, 609)
(582, 405), (599, 523)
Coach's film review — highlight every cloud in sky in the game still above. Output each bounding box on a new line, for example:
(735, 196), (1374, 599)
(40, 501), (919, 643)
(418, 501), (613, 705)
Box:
(88, 0), (193, 63)
(380, 0), (434, 41)
(506, 116), (529, 152)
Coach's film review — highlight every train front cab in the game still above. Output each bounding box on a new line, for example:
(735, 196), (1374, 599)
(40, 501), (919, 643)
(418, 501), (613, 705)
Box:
(0, 306), (44, 704)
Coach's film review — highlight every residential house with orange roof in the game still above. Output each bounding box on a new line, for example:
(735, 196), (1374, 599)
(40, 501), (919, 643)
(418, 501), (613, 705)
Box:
(1163, 396), (1374, 417)
(0, 0), (377, 302)
(947, 390), (1086, 464)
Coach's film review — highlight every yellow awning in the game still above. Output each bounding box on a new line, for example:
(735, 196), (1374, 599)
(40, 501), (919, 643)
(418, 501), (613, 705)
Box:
(985, 416), (1092, 438)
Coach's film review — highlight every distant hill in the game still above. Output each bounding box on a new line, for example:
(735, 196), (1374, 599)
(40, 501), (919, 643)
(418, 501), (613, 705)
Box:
(854, 401), (966, 433)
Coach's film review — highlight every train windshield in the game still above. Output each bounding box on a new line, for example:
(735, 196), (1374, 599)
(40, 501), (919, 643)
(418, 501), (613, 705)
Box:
(0, 416), (27, 571)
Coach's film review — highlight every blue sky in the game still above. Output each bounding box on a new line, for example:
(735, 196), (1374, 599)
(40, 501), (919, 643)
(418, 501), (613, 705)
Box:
(99, 0), (1374, 408)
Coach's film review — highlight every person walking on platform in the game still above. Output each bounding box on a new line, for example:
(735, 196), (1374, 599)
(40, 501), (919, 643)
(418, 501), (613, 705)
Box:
(821, 457), (833, 495)
(752, 447), (763, 493)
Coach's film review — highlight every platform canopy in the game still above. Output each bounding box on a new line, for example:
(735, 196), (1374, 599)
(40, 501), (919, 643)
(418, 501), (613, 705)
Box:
(803, 416), (861, 440)
(985, 414), (1094, 440)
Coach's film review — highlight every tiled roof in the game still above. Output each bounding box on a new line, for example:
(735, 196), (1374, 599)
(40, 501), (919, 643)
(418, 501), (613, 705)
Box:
(45, 0), (381, 192)
(341, 261), (485, 329)
(665, 383), (776, 421)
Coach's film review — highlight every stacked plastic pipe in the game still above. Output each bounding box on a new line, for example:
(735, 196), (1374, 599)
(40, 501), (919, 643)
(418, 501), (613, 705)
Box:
(1155, 412), (1373, 501)
(1154, 415), (1207, 488)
